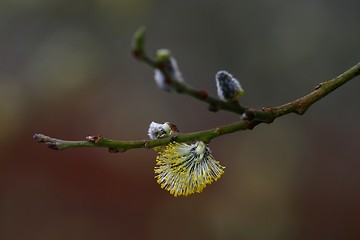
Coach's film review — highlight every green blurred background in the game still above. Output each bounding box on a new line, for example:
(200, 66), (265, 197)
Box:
(0, 0), (359, 239)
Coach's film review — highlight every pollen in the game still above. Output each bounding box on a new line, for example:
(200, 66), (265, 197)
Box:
(154, 141), (225, 197)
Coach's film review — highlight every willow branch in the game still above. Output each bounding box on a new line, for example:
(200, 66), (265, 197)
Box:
(131, 27), (247, 115)
(34, 28), (360, 152)
(33, 61), (360, 152)
(132, 27), (359, 122)
(33, 120), (251, 152)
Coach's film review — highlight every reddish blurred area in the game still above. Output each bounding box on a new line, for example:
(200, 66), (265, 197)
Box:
(0, 1), (360, 239)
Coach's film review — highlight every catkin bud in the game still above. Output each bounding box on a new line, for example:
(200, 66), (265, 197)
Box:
(148, 121), (178, 139)
(154, 49), (183, 91)
(216, 70), (244, 101)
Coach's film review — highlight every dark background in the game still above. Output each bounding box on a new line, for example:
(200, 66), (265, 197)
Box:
(0, 1), (359, 239)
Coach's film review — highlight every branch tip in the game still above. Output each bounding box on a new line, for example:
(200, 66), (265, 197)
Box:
(131, 26), (146, 58)
(33, 133), (45, 143)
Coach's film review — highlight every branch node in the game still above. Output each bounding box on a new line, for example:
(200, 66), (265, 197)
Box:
(315, 82), (324, 90)
(261, 106), (272, 111)
(294, 107), (307, 115)
(46, 143), (59, 150)
(242, 109), (255, 121)
(170, 135), (178, 141)
(86, 135), (99, 143)
(215, 128), (221, 135)
(248, 120), (261, 130)
(197, 90), (208, 100)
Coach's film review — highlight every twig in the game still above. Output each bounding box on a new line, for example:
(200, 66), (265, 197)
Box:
(131, 27), (247, 115)
(33, 120), (251, 152)
(33, 61), (360, 152)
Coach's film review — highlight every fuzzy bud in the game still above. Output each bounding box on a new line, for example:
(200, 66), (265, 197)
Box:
(154, 49), (183, 91)
(148, 121), (178, 139)
(215, 70), (244, 101)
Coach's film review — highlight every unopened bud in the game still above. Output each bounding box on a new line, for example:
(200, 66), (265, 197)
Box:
(131, 26), (146, 58)
(148, 121), (178, 139)
(215, 70), (244, 101)
(154, 49), (183, 91)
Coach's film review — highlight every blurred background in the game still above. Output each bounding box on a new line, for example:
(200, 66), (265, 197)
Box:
(0, 0), (359, 239)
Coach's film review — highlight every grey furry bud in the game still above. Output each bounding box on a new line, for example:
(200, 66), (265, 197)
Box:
(216, 71), (244, 101)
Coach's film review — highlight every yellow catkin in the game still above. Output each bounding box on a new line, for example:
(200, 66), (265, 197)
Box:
(154, 142), (225, 197)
